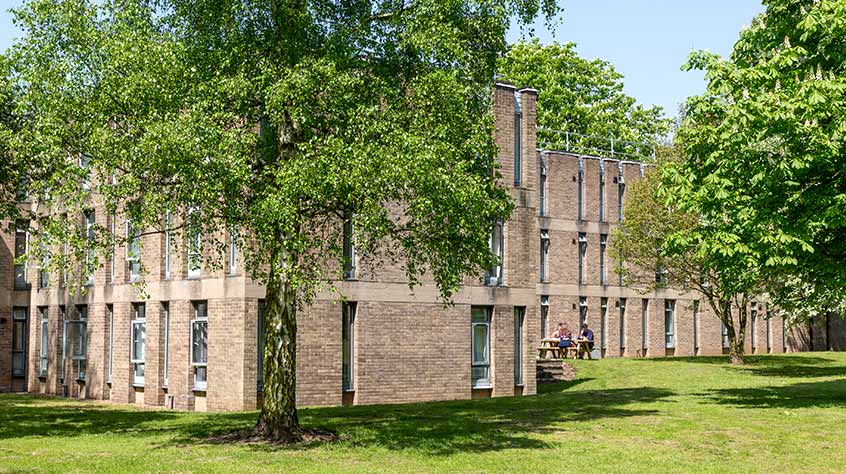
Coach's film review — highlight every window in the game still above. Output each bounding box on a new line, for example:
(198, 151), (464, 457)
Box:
(693, 301), (700, 350)
(38, 237), (49, 289)
(12, 308), (27, 377)
(641, 299), (648, 350)
(162, 303), (170, 387)
(58, 306), (66, 382)
(342, 302), (356, 392)
(486, 222), (503, 286)
(187, 207), (201, 278)
(164, 212), (172, 279)
(84, 211), (95, 286)
(107, 305), (113, 383)
(578, 233), (587, 285)
(79, 154), (91, 191)
(191, 301), (208, 390)
(343, 211), (356, 280)
(579, 297), (588, 327)
(539, 154), (547, 216)
(229, 228), (238, 275)
(766, 303), (772, 349)
(39, 307), (48, 377)
(617, 162), (625, 222)
(514, 307), (525, 386)
(126, 221), (141, 282)
(514, 91), (523, 187)
(257, 300), (265, 392)
(722, 322), (729, 348)
(664, 300), (675, 349)
(599, 159), (605, 222)
(65, 306), (88, 381)
(109, 216), (116, 283)
(599, 234), (607, 286)
(751, 302), (758, 348)
(539, 230), (550, 282)
(540, 296), (549, 340)
(600, 298), (607, 349)
(14, 224), (28, 289)
(471, 307), (492, 389)
(577, 158), (584, 221)
(619, 298), (627, 349)
(131, 303), (146, 386)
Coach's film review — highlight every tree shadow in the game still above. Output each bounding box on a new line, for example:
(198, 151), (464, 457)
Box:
(631, 355), (846, 378)
(0, 384), (674, 456)
(702, 379), (846, 409)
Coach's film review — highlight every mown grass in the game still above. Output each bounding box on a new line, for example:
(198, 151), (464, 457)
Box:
(1, 353), (845, 473)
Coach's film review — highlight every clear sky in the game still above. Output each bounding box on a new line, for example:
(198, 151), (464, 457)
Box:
(0, 0), (764, 118)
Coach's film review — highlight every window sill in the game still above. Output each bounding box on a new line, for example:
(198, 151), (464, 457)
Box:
(471, 384), (492, 390)
(38, 375), (48, 381)
(192, 388), (207, 393)
(132, 383), (145, 389)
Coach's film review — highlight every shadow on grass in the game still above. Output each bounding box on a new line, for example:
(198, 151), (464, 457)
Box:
(703, 379), (846, 409)
(0, 382), (672, 456)
(631, 354), (846, 378)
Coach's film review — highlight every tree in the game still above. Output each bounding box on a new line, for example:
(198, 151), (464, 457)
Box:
(612, 159), (767, 364)
(3, 0), (559, 441)
(497, 39), (672, 157)
(677, 0), (846, 325)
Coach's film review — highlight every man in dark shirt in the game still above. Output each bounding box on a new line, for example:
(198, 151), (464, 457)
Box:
(578, 323), (595, 359)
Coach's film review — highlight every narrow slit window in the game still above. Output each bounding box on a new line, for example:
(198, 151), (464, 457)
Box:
(664, 300), (675, 349)
(191, 301), (208, 390)
(131, 303), (146, 386)
(540, 230), (550, 282)
(514, 307), (525, 386)
(471, 307), (492, 389)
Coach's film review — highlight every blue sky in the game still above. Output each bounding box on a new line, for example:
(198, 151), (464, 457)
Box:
(0, 0), (764, 118)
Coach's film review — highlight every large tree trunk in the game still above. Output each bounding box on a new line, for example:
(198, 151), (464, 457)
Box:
(254, 248), (302, 442)
(709, 298), (746, 365)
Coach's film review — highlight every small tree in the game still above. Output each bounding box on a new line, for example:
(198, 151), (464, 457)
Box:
(4, 0), (559, 441)
(612, 159), (767, 364)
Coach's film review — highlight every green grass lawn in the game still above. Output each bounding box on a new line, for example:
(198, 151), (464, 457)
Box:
(2, 353), (845, 474)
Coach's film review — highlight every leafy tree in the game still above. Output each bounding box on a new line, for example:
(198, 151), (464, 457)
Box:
(497, 39), (672, 157)
(3, 0), (558, 441)
(677, 0), (846, 326)
(612, 159), (766, 364)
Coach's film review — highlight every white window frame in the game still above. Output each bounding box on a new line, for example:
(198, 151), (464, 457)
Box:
(751, 302), (758, 348)
(14, 225), (28, 289)
(486, 222), (503, 286)
(540, 295), (549, 340)
(228, 227), (238, 275)
(126, 221), (141, 282)
(619, 298), (627, 350)
(191, 301), (208, 391)
(599, 159), (605, 222)
(342, 302), (356, 392)
(540, 230), (550, 282)
(578, 233), (587, 285)
(64, 305), (88, 381)
(164, 211), (172, 279)
(617, 161), (625, 222)
(107, 305), (113, 383)
(39, 308), (48, 377)
(343, 213), (356, 280)
(642, 299), (648, 350)
(539, 153), (547, 216)
(514, 306), (525, 387)
(693, 300), (700, 350)
(664, 300), (675, 349)
(12, 307), (28, 377)
(599, 234), (607, 286)
(187, 207), (201, 278)
(163, 302), (170, 387)
(471, 307), (492, 389)
(722, 322), (730, 348)
(600, 298), (607, 349)
(130, 304), (146, 386)
(579, 297), (588, 328)
(514, 91), (523, 187)
(109, 217), (115, 283)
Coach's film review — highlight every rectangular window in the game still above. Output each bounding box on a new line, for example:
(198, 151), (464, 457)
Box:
(514, 307), (525, 386)
(599, 160), (605, 222)
(766, 303), (772, 350)
(693, 301), (700, 350)
(599, 234), (607, 286)
(341, 301), (356, 392)
(110, 216), (116, 283)
(577, 158), (584, 221)
(539, 154), (547, 216)
(751, 302), (758, 348)
(471, 307), (492, 389)
(579, 297), (588, 328)
(39, 307), (48, 377)
(486, 222), (503, 286)
(540, 296), (549, 340)
(540, 230), (550, 282)
(164, 211), (171, 280)
(343, 211), (356, 280)
(80, 154), (91, 190)
(84, 211), (95, 286)
(187, 207), (201, 278)
(38, 237), (49, 289)
(14, 224), (28, 289)
(257, 300), (265, 392)
(514, 91), (523, 187)
(162, 302), (170, 387)
(600, 298), (608, 349)
(641, 299), (648, 350)
(59, 306), (65, 382)
(617, 162), (625, 222)
(619, 298), (627, 349)
(12, 308), (28, 377)
(229, 228), (238, 275)
(64, 305), (88, 381)
(131, 303), (146, 386)
(191, 301), (208, 390)
(722, 322), (729, 348)
(578, 233), (587, 285)
(664, 300), (675, 349)
(107, 304), (113, 383)
(126, 221), (141, 282)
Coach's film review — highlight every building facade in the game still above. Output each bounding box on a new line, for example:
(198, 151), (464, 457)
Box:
(0, 83), (840, 410)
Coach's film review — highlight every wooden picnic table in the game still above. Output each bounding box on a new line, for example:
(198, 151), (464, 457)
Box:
(537, 338), (561, 359)
(572, 338), (594, 360)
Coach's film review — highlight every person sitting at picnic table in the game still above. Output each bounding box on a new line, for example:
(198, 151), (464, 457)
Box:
(553, 323), (573, 351)
(577, 323), (595, 359)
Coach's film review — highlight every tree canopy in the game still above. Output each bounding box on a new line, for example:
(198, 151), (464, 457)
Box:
(2, 0), (559, 441)
(497, 39), (672, 156)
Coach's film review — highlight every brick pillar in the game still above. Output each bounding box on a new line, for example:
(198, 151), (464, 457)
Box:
(646, 297), (665, 357)
(674, 300), (695, 357)
(522, 305), (537, 396)
(208, 298), (249, 411)
(48, 305), (63, 395)
(85, 303), (108, 400)
(167, 300), (195, 410)
(491, 304), (514, 397)
(109, 302), (133, 404)
(242, 298), (259, 410)
(144, 301), (165, 407)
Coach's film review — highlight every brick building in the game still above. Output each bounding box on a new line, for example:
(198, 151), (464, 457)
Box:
(0, 82), (841, 410)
